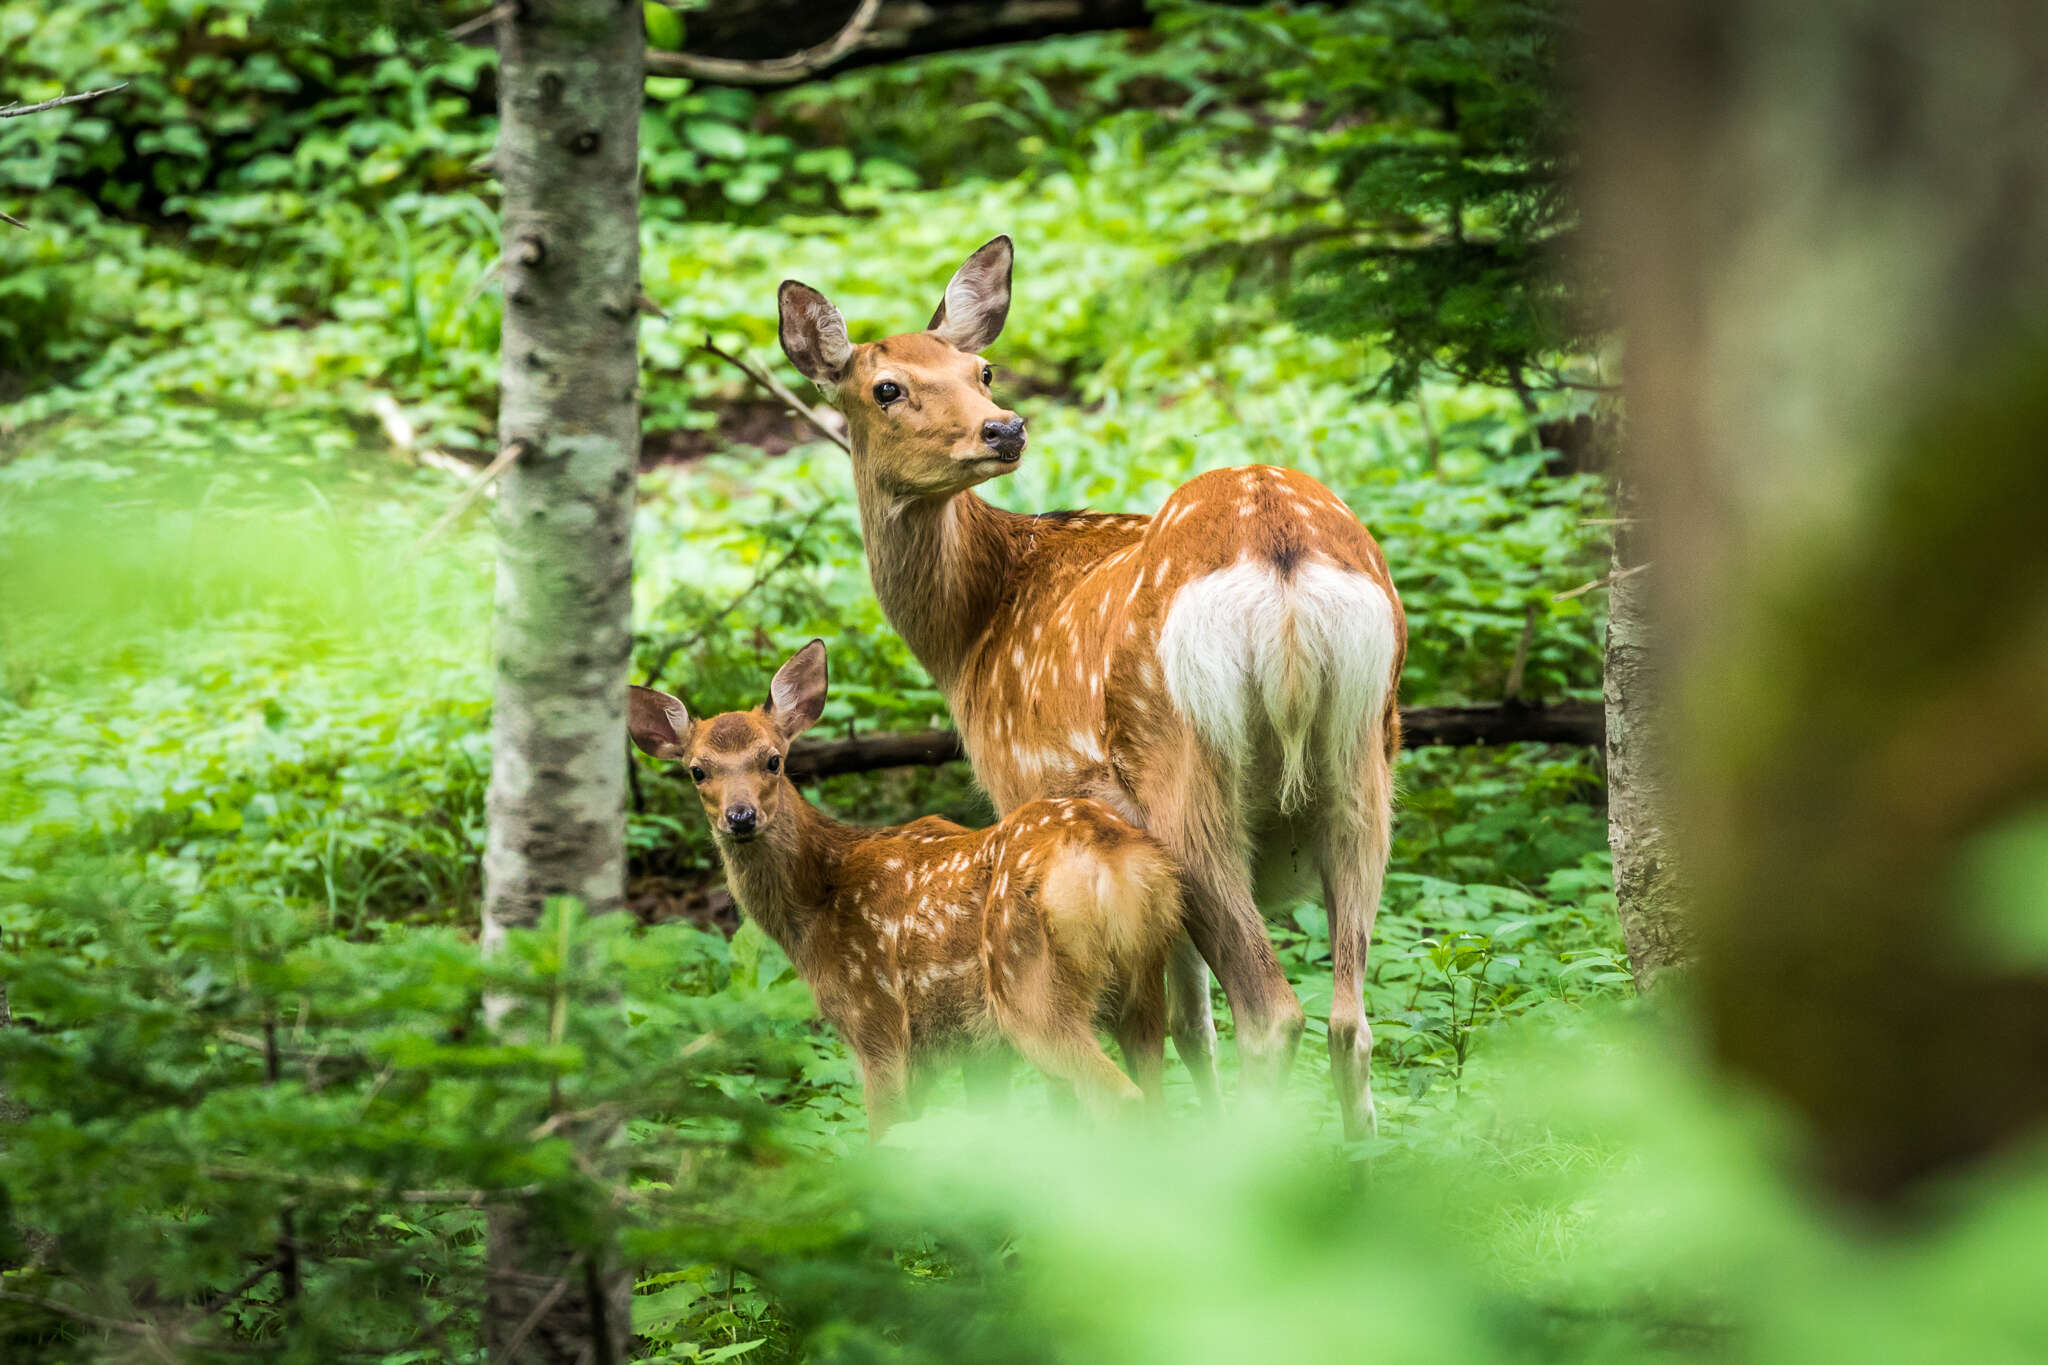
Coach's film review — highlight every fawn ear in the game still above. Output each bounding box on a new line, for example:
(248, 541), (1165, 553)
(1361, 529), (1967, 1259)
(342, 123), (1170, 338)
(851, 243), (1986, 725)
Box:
(765, 639), (828, 742)
(778, 280), (853, 391)
(628, 685), (693, 759)
(927, 235), (1012, 353)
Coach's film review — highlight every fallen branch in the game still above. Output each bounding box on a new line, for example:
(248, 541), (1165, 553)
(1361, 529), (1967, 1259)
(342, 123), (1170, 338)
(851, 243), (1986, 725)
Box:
(201, 1164), (546, 1206)
(696, 337), (848, 452)
(781, 701), (1606, 782)
(0, 1290), (274, 1356)
(645, 0), (882, 84)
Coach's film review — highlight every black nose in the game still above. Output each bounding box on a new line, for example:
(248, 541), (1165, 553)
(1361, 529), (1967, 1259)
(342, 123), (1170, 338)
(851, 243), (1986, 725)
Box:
(724, 804), (758, 836)
(981, 415), (1026, 460)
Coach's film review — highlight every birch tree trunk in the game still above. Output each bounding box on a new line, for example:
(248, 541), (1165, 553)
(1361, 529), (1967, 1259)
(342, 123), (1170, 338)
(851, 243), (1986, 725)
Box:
(1602, 470), (1688, 989)
(483, 0), (643, 1357)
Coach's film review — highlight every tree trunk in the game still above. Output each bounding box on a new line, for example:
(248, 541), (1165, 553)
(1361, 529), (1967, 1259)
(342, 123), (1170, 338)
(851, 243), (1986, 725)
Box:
(483, 0), (643, 1358)
(1583, 0), (2048, 1199)
(1601, 472), (1687, 989)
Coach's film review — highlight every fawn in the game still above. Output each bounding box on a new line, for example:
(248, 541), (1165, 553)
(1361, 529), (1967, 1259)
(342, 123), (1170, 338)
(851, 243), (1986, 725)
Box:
(629, 640), (1183, 1138)
(776, 237), (1407, 1137)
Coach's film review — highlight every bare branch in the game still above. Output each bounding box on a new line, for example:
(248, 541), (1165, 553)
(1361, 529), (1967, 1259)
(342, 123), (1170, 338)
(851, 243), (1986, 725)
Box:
(412, 439), (531, 552)
(640, 500), (832, 691)
(1503, 602), (1539, 701)
(503, 1255), (582, 1359)
(696, 336), (849, 452)
(0, 82), (128, 119)
(0, 1290), (275, 1356)
(200, 1163), (546, 1205)
(446, 2), (515, 42)
(1555, 561), (1650, 601)
(645, 0), (881, 84)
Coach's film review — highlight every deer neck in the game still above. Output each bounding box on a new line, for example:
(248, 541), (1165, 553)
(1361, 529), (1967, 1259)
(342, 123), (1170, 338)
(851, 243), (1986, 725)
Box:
(713, 792), (841, 966)
(852, 471), (1018, 693)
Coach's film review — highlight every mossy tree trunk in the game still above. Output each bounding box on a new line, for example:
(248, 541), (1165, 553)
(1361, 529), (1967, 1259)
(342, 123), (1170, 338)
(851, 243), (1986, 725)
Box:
(1584, 0), (2048, 1199)
(482, 0), (643, 1358)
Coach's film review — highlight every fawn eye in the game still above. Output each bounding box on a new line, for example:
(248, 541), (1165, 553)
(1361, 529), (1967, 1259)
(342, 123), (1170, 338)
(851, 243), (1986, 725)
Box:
(981, 365), (993, 386)
(688, 765), (706, 783)
(765, 753), (781, 774)
(873, 380), (902, 405)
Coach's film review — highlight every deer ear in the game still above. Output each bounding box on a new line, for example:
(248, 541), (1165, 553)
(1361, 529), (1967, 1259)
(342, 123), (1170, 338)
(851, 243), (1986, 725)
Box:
(765, 639), (828, 742)
(927, 235), (1012, 353)
(778, 281), (853, 390)
(628, 685), (693, 759)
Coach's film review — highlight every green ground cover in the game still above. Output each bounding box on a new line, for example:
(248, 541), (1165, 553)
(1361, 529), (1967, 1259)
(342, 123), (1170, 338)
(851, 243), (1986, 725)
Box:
(27, 6), (2026, 1362)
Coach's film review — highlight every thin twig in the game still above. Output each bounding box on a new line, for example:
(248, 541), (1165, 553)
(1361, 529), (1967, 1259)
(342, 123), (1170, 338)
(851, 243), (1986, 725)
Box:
(1554, 560), (1649, 601)
(696, 337), (849, 452)
(1503, 602), (1538, 701)
(2, 83), (128, 227)
(197, 1258), (284, 1317)
(503, 1255), (583, 1359)
(446, 2), (515, 41)
(200, 1164), (545, 1205)
(0, 82), (128, 119)
(644, 0), (881, 84)
(640, 501), (831, 691)
(412, 439), (529, 552)
(461, 254), (505, 309)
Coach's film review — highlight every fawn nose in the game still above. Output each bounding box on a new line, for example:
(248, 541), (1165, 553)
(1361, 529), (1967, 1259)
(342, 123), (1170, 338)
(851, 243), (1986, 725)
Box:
(723, 804), (758, 838)
(981, 415), (1026, 461)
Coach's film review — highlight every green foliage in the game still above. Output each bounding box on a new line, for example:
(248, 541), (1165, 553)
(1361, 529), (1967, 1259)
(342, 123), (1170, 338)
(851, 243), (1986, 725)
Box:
(1152, 0), (1598, 397)
(0, 0), (1641, 1357)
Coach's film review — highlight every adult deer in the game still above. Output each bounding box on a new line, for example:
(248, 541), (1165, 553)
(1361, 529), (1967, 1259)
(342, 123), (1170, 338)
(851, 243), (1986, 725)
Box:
(777, 237), (1406, 1135)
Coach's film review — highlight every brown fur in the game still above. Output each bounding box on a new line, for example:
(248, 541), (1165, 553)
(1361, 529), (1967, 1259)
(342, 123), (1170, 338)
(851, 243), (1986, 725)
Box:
(630, 642), (1182, 1139)
(779, 239), (1409, 1135)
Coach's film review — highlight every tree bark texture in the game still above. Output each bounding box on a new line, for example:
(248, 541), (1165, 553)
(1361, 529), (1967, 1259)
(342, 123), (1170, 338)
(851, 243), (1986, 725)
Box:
(1601, 473), (1687, 989)
(1583, 0), (2048, 1199)
(483, 1), (643, 1359)
(485, 0), (643, 934)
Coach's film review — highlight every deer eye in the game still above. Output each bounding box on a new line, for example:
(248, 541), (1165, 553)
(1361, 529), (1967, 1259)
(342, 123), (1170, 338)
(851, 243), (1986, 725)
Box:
(873, 380), (902, 405)
(765, 753), (781, 774)
(981, 365), (993, 386)
(688, 765), (706, 783)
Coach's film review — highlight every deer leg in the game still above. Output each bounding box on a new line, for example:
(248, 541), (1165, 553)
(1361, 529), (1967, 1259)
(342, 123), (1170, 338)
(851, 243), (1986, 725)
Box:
(995, 971), (1145, 1118)
(1318, 754), (1395, 1140)
(1011, 1022), (1145, 1119)
(1165, 935), (1222, 1109)
(854, 1044), (912, 1142)
(1181, 859), (1306, 1098)
(1113, 954), (1169, 1106)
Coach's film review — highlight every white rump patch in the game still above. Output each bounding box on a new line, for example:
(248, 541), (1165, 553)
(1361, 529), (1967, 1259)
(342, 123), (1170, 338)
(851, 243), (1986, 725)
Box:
(1156, 557), (1397, 812)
